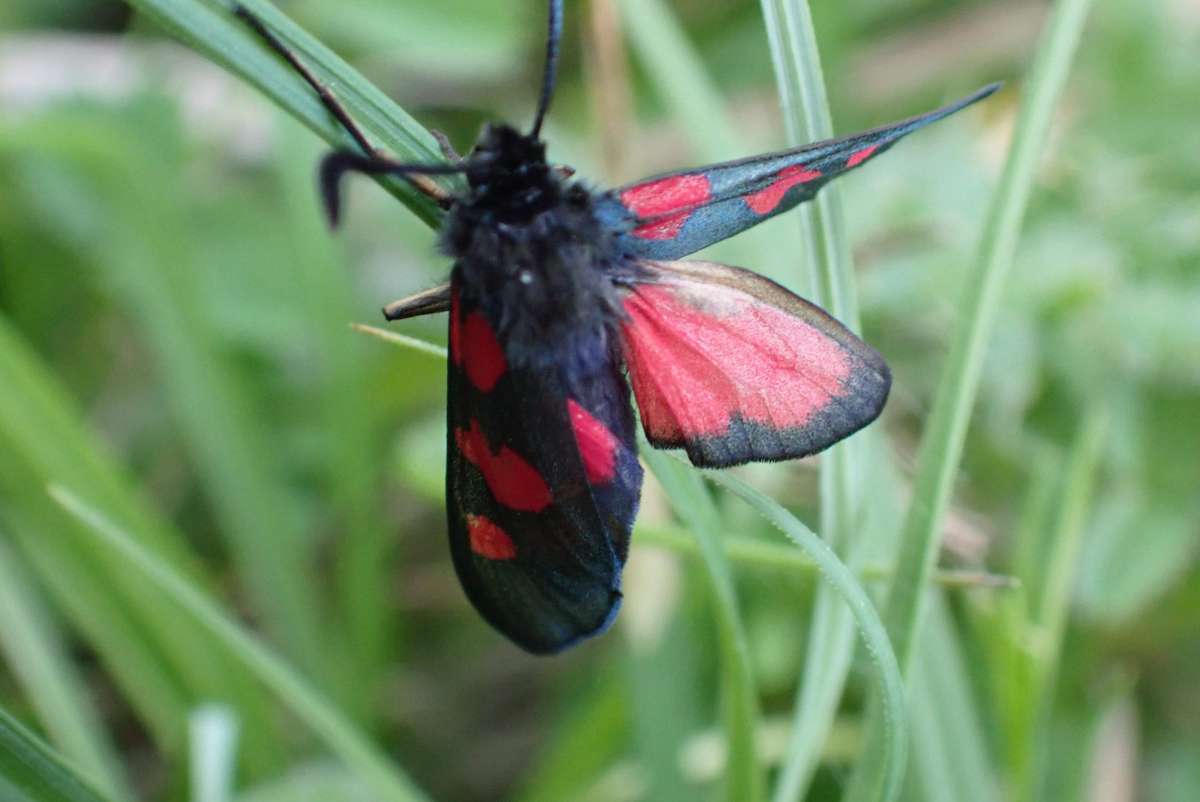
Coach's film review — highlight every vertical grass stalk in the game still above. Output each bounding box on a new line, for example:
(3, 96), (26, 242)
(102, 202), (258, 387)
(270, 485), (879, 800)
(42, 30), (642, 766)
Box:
(639, 448), (764, 802)
(842, 0), (1095, 799)
(880, 0), (1095, 676)
(703, 470), (908, 802)
(756, 2), (874, 799)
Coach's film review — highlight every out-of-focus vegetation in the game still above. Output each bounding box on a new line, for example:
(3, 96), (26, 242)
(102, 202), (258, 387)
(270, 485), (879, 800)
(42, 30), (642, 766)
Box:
(0, 1), (1196, 801)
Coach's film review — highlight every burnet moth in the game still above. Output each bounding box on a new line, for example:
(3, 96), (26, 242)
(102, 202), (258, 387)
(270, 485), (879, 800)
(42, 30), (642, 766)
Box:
(235, 1), (998, 654)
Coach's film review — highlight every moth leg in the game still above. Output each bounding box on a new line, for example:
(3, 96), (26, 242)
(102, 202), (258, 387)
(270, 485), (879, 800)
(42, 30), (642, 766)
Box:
(383, 282), (452, 321)
(232, 4), (452, 207)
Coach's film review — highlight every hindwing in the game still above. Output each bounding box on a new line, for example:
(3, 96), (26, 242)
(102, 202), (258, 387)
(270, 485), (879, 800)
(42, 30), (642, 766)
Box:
(618, 260), (890, 468)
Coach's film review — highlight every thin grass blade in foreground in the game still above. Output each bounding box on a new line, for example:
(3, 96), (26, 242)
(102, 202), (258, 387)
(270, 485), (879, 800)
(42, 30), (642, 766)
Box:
(756, 2), (876, 798)
(639, 448), (763, 802)
(1015, 407), (1108, 802)
(613, 0), (738, 160)
(273, 125), (399, 707)
(49, 487), (430, 802)
(0, 311), (278, 769)
(351, 324), (449, 359)
(0, 539), (129, 801)
(842, 0), (1095, 800)
(125, 0), (449, 225)
(879, 0), (1096, 678)
(613, 0), (797, 279)
(700, 469), (907, 802)
(85, 117), (333, 696)
(190, 706), (239, 802)
(0, 708), (116, 802)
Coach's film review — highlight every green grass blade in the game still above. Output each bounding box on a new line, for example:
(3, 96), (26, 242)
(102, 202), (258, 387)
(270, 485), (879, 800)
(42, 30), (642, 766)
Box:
(274, 123), (394, 715)
(2, 109), (333, 685)
(1033, 408), (1108, 654)
(756, 3), (873, 798)
(1018, 407), (1108, 802)
(125, 0), (448, 226)
(0, 707), (117, 802)
(842, 1), (1094, 800)
(637, 524), (1013, 589)
(0, 316), (279, 771)
(190, 706), (240, 802)
(351, 325), (449, 359)
(908, 598), (1000, 802)
(0, 98), (339, 692)
(49, 487), (430, 802)
(513, 673), (631, 802)
(757, 0), (857, 325)
(614, 0), (739, 160)
(639, 449), (763, 802)
(880, 0), (1096, 676)
(0, 538), (129, 800)
(86, 119), (331, 693)
(614, 0), (792, 278)
(700, 469), (907, 802)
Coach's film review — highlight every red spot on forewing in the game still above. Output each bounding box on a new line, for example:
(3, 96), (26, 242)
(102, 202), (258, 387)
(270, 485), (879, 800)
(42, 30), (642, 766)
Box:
(846, 144), (878, 168)
(744, 164), (823, 215)
(449, 288), (463, 365)
(567, 399), (618, 484)
(460, 311), (507, 391)
(456, 420), (552, 512)
(621, 284), (851, 441)
(620, 174), (712, 240)
(467, 514), (517, 560)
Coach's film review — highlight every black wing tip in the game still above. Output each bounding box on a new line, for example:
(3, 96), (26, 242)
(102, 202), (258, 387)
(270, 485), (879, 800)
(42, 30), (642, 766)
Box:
(853, 81), (1003, 157)
(942, 81), (1004, 116)
(905, 81), (1004, 134)
(508, 588), (624, 656)
(647, 362), (892, 469)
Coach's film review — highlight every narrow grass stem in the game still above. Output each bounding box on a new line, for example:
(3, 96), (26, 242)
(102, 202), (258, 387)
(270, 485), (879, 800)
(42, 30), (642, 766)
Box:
(842, 1), (1095, 800)
(756, 3), (873, 799)
(881, 0), (1095, 677)
(0, 708), (116, 802)
(702, 469), (907, 802)
(125, 0), (449, 226)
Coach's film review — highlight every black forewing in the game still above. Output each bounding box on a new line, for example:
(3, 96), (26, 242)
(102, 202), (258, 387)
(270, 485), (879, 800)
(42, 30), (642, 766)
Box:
(446, 284), (642, 654)
(598, 84), (1000, 260)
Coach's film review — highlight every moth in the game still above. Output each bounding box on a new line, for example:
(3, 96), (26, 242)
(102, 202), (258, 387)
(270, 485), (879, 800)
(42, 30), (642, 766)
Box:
(235, 2), (997, 653)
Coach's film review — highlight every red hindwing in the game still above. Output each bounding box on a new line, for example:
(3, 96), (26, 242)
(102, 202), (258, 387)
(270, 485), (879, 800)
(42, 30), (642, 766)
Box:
(619, 260), (890, 468)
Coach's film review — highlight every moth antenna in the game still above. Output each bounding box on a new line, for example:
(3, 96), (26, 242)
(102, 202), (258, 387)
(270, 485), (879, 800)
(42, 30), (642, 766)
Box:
(320, 151), (467, 227)
(529, 0), (563, 139)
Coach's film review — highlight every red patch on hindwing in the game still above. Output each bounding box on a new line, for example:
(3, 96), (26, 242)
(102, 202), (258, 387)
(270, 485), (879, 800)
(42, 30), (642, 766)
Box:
(621, 284), (852, 442)
(456, 420), (552, 512)
(620, 174), (712, 240)
(846, 144), (878, 168)
(567, 399), (618, 484)
(744, 164), (823, 215)
(467, 514), (517, 560)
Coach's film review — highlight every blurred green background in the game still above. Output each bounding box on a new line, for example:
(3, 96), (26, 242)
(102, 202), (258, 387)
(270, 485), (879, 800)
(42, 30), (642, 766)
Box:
(0, 1), (1197, 801)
